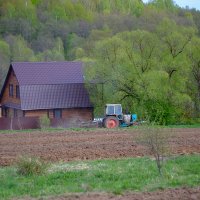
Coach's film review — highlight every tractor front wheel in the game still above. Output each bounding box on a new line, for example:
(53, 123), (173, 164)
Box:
(103, 116), (119, 128)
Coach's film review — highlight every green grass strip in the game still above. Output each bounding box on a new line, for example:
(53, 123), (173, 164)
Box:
(167, 124), (200, 128)
(0, 124), (200, 134)
(0, 155), (200, 199)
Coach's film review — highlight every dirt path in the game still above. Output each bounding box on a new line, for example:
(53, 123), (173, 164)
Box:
(0, 128), (199, 166)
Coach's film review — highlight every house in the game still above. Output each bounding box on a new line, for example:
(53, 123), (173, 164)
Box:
(0, 61), (93, 123)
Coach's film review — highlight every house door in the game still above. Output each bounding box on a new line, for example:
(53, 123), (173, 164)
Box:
(2, 107), (8, 117)
(53, 109), (62, 119)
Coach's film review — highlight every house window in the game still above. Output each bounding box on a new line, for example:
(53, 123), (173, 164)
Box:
(53, 109), (62, 119)
(2, 107), (8, 117)
(16, 85), (20, 98)
(9, 84), (14, 97)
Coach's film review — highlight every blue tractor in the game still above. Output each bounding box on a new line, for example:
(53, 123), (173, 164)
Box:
(103, 104), (137, 128)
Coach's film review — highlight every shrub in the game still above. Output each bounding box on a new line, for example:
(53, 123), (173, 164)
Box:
(16, 156), (49, 176)
(136, 122), (172, 175)
(39, 115), (50, 129)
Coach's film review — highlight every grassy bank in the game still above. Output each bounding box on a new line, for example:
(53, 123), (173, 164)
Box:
(0, 155), (200, 199)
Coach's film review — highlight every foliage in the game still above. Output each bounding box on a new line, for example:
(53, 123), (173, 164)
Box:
(0, 0), (200, 124)
(85, 20), (196, 124)
(0, 40), (10, 88)
(16, 155), (49, 176)
(5, 35), (36, 61)
(186, 37), (200, 117)
(39, 115), (50, 129)
(0, 155), (199, 199)
(147, 0), (178, 12)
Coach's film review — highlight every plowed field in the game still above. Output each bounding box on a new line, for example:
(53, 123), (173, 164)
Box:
(0, 128), (199, 166)
(39, 187), (200, 200)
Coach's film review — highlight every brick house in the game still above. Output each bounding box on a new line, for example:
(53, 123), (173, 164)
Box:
(0, 61), (93, 123)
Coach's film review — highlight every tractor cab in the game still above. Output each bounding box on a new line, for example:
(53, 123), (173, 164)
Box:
(105, 104), (123, 118)
(103, 104), (137, 128)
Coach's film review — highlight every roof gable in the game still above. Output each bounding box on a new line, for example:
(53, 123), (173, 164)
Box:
(12, 61), (84, 85)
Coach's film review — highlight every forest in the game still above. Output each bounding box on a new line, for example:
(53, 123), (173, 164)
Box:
(0, 0), (200, 124)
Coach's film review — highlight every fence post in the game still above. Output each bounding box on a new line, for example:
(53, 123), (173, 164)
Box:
(10, 117), (13, 130)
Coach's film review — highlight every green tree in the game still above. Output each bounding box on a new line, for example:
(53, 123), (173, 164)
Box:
(5, 35), (36, 61)
(85, 32), (158, 118)
(190, 9), (200, 35)
(148, 0), (178, 12)
(155, 19), (196, 122)
(0, 40), (10, 88)
(0, 0), (38, 41)
(45, 0), (92, 21)
(85, 25), (195, 124)
(37, 37), (65, 61)
(187, 37), (200, 116)
(31, 0), (42, 6)
(1, 0), (38, 25)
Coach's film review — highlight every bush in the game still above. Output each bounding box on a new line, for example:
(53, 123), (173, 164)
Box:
(39, 115), (50, 129)
(136, 122), (172, 175)
(144, 99), (175, 125)
(16, 156), (49, 176)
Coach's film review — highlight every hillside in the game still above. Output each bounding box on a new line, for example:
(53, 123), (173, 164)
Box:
(0, 0), (200, 124)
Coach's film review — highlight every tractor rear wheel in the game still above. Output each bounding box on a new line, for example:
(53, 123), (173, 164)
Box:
(103, 116), (119, 128)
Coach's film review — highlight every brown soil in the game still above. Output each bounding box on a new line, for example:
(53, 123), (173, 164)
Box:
(0, 128), (199, 166)
(14, 187), (200, 200)
(53, 187), (200, 200)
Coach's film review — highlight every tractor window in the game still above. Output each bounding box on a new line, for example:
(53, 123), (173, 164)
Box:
(115, 105), (122, 115)
(106, 105), (122, 115)
(107, 106), (114, 115)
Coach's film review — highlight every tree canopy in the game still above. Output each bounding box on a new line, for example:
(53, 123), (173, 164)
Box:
(0, 0), (200, 124)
